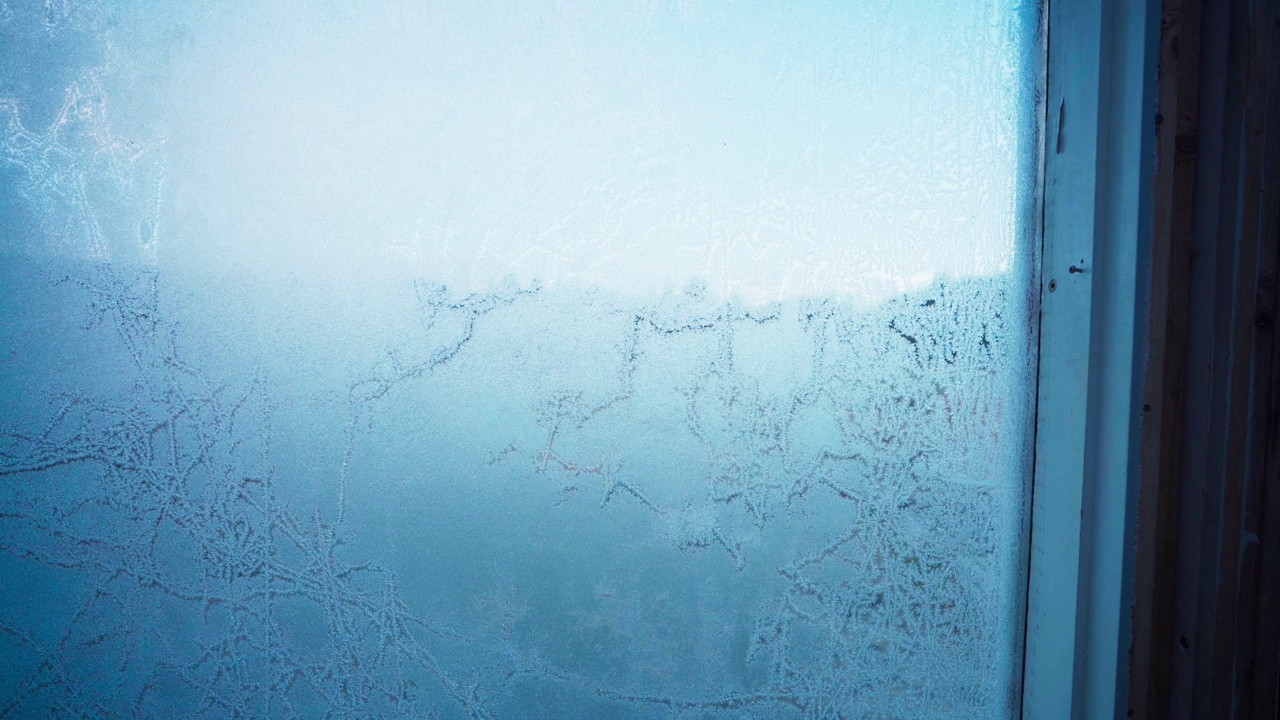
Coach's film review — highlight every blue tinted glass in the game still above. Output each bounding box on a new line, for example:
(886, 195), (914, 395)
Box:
(1, 2), (1042, 717)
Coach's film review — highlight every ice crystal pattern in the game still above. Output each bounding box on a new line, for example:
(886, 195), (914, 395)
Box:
(1, 2), (1040, 717)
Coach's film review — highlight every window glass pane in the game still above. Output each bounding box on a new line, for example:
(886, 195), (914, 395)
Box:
(1, 2), (1042, 717)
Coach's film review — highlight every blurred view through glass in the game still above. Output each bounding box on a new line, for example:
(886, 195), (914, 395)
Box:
(0, 2), (1042, 716)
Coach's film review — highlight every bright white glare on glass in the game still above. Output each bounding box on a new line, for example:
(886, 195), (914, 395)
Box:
(160, 1), (1029, 306)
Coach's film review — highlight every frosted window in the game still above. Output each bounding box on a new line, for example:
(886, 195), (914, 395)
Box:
(1, 1), (1042, 717)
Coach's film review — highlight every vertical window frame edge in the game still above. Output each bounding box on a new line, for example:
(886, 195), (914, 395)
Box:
(1022, 0), (1160, 717)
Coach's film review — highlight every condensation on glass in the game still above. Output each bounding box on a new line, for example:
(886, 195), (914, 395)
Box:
(0, 2), (1042, 717)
